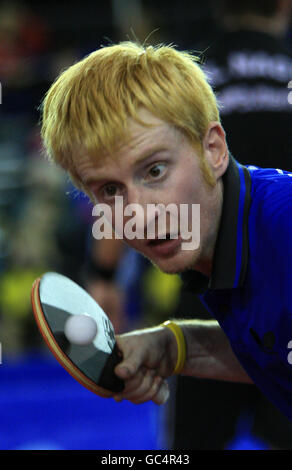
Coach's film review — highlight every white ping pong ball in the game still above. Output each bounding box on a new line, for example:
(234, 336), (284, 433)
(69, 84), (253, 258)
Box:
(64, 313), (98, 346)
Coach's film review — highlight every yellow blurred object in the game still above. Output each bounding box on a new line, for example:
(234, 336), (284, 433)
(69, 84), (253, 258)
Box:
(142, 265), (182, 313)
(0, 268), (44, 318)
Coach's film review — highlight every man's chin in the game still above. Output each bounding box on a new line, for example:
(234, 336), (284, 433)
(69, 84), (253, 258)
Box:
(144, 250), (200, 275)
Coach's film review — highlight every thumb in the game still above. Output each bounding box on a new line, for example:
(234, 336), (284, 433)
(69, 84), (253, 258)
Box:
(114, 336), (145, 379)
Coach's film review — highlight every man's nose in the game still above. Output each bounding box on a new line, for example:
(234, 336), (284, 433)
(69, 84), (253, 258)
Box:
(125, 186), (148, 227)
(124, 186), (162, 236)
(126, 185), (144, 207)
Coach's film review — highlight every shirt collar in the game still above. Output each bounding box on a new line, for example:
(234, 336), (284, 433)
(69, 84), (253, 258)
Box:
(180, 154), (252, 294)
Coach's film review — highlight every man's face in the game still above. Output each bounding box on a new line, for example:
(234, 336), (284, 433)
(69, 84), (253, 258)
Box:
(75, 109), (227, 275)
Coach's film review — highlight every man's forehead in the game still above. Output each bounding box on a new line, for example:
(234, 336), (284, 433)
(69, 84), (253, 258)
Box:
(123, 111), (172, 151)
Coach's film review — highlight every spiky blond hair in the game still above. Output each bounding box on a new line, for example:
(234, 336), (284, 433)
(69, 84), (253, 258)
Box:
(41, 42), (220, 193)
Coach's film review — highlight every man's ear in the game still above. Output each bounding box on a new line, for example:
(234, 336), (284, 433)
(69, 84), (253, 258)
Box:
(203, 122), (229, 179)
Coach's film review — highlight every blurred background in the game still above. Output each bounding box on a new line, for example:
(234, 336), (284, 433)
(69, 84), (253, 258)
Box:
(0, 0), (292, 450)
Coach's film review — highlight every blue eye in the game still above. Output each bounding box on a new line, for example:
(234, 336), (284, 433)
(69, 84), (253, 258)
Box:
(148, 163), (166, 179)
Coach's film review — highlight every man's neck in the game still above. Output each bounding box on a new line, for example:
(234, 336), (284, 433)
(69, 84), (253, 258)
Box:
(194, 259), (213, 278)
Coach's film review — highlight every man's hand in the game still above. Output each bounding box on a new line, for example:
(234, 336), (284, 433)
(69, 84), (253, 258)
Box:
(113, 326), (178, 405)
(109, 319), (252, 406)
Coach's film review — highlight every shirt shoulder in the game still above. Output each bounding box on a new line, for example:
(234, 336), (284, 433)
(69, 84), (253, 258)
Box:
(248, 165), (292, 221)
(247, 165), (292, 290)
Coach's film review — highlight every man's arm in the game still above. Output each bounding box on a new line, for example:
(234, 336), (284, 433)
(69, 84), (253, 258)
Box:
(113, 319), (252, 405)
(178, 319), (251, 382)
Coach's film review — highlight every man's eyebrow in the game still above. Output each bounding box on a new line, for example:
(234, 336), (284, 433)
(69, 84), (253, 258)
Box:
(133, 147), (168, 166)
(82, 173), (108, 186)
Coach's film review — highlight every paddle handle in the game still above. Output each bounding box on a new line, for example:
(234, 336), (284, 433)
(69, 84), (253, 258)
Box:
(98, 343), (125, 393)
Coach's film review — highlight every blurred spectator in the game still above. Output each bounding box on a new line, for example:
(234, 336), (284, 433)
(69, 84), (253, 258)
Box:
(0, 2), (86, 353)
(0, 1), (51, 120)
(203, 0), (292, 169)
(0, 1), (49, 80)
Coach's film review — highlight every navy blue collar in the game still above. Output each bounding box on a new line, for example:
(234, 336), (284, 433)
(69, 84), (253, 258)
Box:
(180, 155), (252, 294)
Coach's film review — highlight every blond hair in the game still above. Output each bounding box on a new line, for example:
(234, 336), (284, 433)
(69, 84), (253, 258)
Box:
(41, 41), (220, 193)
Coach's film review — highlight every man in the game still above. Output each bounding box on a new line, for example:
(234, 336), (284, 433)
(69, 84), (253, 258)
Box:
(41, 41), (292, 419)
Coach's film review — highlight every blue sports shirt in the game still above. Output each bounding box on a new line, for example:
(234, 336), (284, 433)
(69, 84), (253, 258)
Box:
(181, 155), (292, 421)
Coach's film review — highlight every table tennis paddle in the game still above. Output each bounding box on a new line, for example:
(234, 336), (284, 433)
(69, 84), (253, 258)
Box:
(31, 272), (124, 397)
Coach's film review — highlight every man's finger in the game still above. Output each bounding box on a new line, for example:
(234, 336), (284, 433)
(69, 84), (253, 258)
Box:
(129, 374), (162, 404)
(120, 369), (157, 401)
(152, 380), (170, 405)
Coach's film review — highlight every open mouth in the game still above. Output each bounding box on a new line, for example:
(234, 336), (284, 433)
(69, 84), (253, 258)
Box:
(148, 233), (173, 245)
(146, 233), (181, 256)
